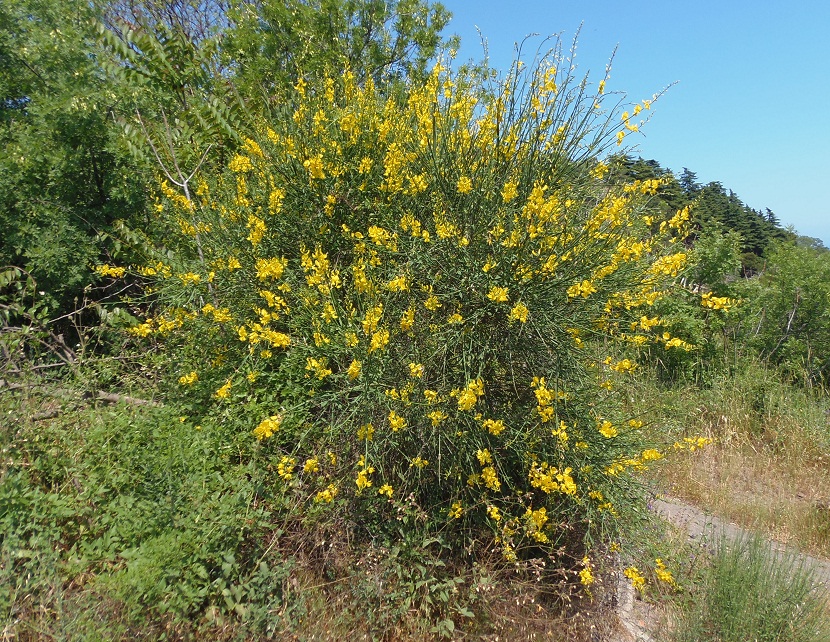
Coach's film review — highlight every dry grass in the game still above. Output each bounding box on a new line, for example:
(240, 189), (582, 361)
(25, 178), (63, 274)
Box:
(642, 363), (830, 559)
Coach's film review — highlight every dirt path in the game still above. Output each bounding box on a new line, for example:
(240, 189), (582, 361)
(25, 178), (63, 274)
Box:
(651, 496), (830, 589)
(610, 496), (830, 642)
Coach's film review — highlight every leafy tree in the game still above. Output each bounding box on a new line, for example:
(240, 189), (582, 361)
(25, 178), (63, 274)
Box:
(739, 240), (830, 385)
(685, 223), (742, 295)
(224, 0), (455, 103)
(0, 0), (145, 311)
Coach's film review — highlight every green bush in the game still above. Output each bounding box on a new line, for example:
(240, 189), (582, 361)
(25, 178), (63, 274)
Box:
(120, 46), (693, 575)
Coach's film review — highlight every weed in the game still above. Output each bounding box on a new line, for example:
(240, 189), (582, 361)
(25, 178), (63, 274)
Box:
(672, 531), (830, 642)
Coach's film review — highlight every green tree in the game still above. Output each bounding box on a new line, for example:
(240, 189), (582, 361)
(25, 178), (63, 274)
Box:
(740, 240), (830, 385)
(0, 0), (145, 311)
(224, 0), (455, 103)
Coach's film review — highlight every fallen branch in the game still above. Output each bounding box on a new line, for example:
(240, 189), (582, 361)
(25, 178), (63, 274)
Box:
(0, 379), (162, 407)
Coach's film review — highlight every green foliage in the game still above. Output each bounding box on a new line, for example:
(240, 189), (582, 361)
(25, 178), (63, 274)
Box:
(737, 240), (830, 385)
(0, 0), (146, 313)
(672, 533), (830, 642)
(225, 0), (455, 100)
(639, 225), (742, 384)
(124, 43), (695, 585)
(685, 223), (742, 294)
(0, 398), (297, 632)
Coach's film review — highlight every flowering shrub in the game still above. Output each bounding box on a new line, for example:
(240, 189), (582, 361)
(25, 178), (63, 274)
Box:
(126, 47), (692, 566)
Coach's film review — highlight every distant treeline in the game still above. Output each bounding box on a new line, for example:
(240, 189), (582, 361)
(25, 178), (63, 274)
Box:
(610, 156), (824, 273)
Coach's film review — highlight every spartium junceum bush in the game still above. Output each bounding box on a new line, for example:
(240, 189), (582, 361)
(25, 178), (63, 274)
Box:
(124, 48), (692, 578)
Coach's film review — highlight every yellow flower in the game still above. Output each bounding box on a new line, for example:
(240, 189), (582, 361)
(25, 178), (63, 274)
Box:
(408, 362), (424, 378)
(362, 303), (384, 335)
(567, 280), (597, 298)
(641, 448), (662, 461)
(277, 456), (296, 480)
(654, 559), (677, 587)
(95, 264), (126, 278)
(388, 410), (406, 432)
(624, 566), (646, 591)
(303, 154), (325, 179)
(580, 557), (594, 586)
(253, 414), (282, 440)
(314, 484), (338, 503)
(386, 274), (409, 291)
(487, 505), (501, 521)
(378, 484), (394, 498)
(456, 379), (484, 411)
(256, 257), (287, 280)
(487, 286), (509, 303)
(355, 467), (374, 491)
(214, 379), (232, 399)
(508, 302), (529, 323)
(305, 357), (332, 379)
(481, 466), (501, 491)
(228, 154), (253, 173)
(456, 175), (473, 194)
(501, 180), (518, 203)
(303, 458), (320, 473)
(598, 420), (618, 438)
(524, 507), (549, 542)
(424, 294), (441, 311)
(410, 456), (429, 469)
(178, 371), (198, 386)
(449, 501), (463, 519)
(357, 422), (374, 441)
(427, 410), (447, 428)
(368, 328), (389, 353)
(481, 418), (505, 436)
(357, 157), (373, 174)
(347, 359), (361, 380)
(400, 307), (416, 331)
(178, 272), (201, 285)
(476, 448), (493, 466)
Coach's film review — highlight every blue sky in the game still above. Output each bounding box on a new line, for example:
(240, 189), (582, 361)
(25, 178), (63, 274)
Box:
(441, 0), (830, 244)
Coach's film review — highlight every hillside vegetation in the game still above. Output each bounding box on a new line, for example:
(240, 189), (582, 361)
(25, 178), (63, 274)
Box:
(2, 1), (829, 639)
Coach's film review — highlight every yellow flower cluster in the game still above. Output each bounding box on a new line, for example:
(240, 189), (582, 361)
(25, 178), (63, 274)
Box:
(253, 414), (282, 440)
(256, 257), (287, 280)
(624, 566), (646, 591)
(700, 291), (736, 311)
(314, 483), (338, 504)
(455, 379), (485, 411)
(528, 461), (577, 495)
(579, 557), (594, 586)
(95, 264), (125, 278)
(277, 456), (296, 481)
(523, 507), (549, 543)
(355, 456), (375, 490)
(654, 558), (677, 587)
(356, 422), (374, 441)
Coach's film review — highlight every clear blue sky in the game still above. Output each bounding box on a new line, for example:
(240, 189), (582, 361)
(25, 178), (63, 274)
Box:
(441, 0), (830, 245)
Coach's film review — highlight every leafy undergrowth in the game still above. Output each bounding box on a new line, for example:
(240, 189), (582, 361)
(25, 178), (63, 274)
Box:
(1, 384), (632, 640)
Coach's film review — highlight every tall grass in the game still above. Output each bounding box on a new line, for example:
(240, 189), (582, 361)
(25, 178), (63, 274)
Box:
(672, 532), (830, 642)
